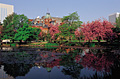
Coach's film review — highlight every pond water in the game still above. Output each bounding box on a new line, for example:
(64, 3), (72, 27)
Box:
(0, 46), (120, 79)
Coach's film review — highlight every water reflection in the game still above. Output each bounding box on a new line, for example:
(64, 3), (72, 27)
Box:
(3, 64), (32, 78)
(0, 47), (119, 79)
(0, 47), (13, 51)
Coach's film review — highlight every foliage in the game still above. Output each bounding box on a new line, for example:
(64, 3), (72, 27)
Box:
(45, 43), (59, 49)
(13, 14), (29, 29)
(3, 13), (16, 27)
(60, 49), (83, 78)
(10, 43), (16, 47)
(74, 28), (84, 42)
(1, 23), (16, 40)
(38, 31), (47, 41)
(46, 33), (52, 42)
(116, 14), (120, 28)
(49, 24), (60, 40)
(58, 12), (82, 43)
(112, 27), (120, 42)
(14, 23), (41, 43)
(81, 52), (114, 72)
(1, 13), (29, 41)
(45, 43), (59, 47)
(81, 19), (116, 42)
(58, 24), (77, 42)
(112, 15), (120, 42)
(65, 43), (76, 46)
(89, 43), (95, 47)
(62, 12), (82, 26)
(2, 13), (16, 40)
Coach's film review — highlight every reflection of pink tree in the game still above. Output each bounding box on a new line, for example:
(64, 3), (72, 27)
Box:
(80, 53), (114, 72)
(75, 55), (81, 63)
(46, 59), (62, 68)
(40, 53), (62, 68)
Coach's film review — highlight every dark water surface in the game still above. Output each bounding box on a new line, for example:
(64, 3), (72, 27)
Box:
(0, 46), (120, 79)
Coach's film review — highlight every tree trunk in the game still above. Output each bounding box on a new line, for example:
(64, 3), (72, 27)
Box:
(43, 38), (44, 41)
(69, 36), (71, 43)
(12, 39), (14, 43)
(78, 38), (80, 44)
(25, 40), (27, 44)
(19, 40), (22, 44)
(98, 39), (100, 43)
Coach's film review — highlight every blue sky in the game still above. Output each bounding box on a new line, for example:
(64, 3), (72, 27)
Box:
(0, 0), (120, 22)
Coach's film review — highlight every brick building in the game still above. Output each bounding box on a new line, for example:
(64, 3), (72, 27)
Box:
(29, 12), (62, 33)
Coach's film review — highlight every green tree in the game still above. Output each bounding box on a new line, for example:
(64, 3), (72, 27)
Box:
(1, 13), (16, 40)
(14, 23), (41, 43)
(3, 13), (16, 27)
(116, 14), (120, 28)
(58, 12), (82, 43)
(1, 13), (29, 42)
(58, 24), (75, 42)
(112, 15), (120, 42)
(62, 12), (82, 26)
(13, 14), (28, 29)
(2, 23), (15, 40)
(46, 33), (52, 42)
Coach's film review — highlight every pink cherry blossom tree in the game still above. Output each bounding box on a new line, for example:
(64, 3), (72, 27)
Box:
(49, 24), (60, 40)
(81, 19), (116, 42)
(74, 27), (83, 43)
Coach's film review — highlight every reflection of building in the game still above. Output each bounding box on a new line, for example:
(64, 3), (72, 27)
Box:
(0, 3), (14, 23)
(1, 47), (13, 51)
(109, 12), (120, 24)
(29, 12), (62, 33)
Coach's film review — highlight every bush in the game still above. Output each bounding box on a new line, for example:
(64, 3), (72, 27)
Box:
(89, 43), (95, 47)
(65, 43), (76, 46)
(10, 43), (16, 47)
(45, 43), (59, 49)
(84, 42), (95, 47)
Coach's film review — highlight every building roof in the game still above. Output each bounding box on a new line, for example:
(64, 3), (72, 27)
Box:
(0, 3), (13, 6)
(109, 12), (120, 16)
(43, 25), (48, 28)
(32, 23), (43, 26)
(45, 13), (51, 19)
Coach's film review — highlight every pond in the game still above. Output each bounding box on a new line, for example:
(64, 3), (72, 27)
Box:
(0, 46), (120, 79)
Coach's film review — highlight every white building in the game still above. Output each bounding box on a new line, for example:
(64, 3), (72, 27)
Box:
(0, 3), (14, 23)
(109, 12), (120, 24)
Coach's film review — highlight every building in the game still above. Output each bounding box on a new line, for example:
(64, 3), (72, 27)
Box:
(109, 12), (120, 24)
(29, 12), (62, 33)
(52, 17), (62, 25)
(0, 3), (14, 23)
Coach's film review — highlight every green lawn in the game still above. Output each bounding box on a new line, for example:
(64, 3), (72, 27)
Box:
(28, 42), (48, 45)
(58, 40), (106, 42)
